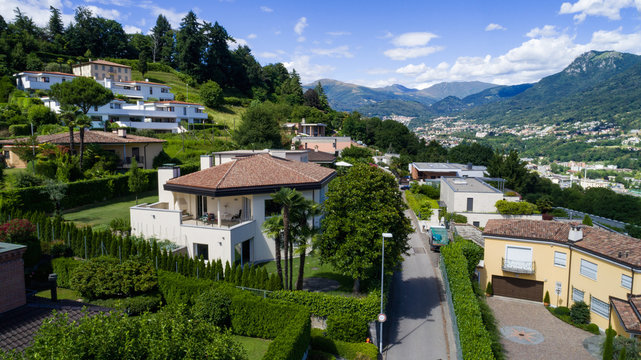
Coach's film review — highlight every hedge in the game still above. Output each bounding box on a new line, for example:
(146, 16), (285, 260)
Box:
(263, 310), (311, 360)
(158, 270), (217, 306)
(310, 329), (378, 360)
(441, 241), (495, 359)
(326, 313), (368, 342)
(9, 124), (30, 136)
(51, 257), (81, 288)
(0, 170), (157, 213)
(267, 289), (380, 320)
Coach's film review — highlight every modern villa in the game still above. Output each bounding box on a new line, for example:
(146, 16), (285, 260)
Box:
(130, 153), (336, 266)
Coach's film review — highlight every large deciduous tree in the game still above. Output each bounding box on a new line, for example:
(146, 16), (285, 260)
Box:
(50, 76), (114, 168)
(233, 102), (282, 149)
(317, 163), (412, 293)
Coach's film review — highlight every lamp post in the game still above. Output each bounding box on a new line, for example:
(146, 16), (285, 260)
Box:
(380, 233), (393, 354)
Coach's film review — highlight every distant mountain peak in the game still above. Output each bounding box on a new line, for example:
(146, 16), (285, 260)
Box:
(563, 50), (625, 75)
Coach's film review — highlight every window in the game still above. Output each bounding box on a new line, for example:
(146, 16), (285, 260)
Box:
(580, 259), (598, 280)
(194, 243), (209, 261)
(109, 67), (114, 72)
(590, 296), (609, 319)
(125, 68), (128, 73)
(622, 274), (632, 290)
(3, 151), (10, 159)
(473, 221), (480, 227)
(102, 65), (105, 70)
(62, 78), (66, 82)
(466, 197), (473, 211)
(109, 103), (121, 109)
(118, 68), (121, 73)
(94, 105), (98, 111)
(265, 199), (281, 217)
(183, 107), (187, 115)
(135, 86), (141, 91)
(168, 106), (175, 112)
(573, 288), (584, 303)
(554, 251), (567, 267)
(149, 87), (153, 94)
(94, 64), (98, 70)
(195, 108), (203, 113)
(161, 88), (169, 93)
(42, 77), (50, 83)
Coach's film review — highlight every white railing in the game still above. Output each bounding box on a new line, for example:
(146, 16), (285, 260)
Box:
(502, 258), (535, 274)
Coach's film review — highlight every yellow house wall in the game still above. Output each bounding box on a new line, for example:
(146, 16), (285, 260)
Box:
(484, 236), (571, 306)
(610, 307), (633, 338)
(3, 150), (29, 168)
(568, 249), (635, 330)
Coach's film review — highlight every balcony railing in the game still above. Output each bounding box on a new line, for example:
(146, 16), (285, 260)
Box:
(502, 257), (535, 274)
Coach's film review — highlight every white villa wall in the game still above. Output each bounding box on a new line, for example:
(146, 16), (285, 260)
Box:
(447, 191), (503, 213)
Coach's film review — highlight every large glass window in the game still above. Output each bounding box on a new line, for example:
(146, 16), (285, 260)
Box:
(580, 259), (598, 280)
(590, 296), (609, 319)
(194, 243), (209, 261)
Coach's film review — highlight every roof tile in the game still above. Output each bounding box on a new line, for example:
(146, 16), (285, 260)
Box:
(0, 130), (165, 146)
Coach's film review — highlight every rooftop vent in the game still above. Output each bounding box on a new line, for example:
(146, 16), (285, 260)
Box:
(453, 179), (468, 185)
(467, 162), (473, 170)
(568, 225), (583, 242)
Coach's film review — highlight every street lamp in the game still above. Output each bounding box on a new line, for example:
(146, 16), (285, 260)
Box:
(380, 232), (393, 354)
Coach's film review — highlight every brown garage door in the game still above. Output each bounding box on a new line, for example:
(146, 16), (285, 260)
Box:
(492, 275), (544, 302)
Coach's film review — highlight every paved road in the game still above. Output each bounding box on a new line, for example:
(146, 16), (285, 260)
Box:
(385, 210), (454, 360)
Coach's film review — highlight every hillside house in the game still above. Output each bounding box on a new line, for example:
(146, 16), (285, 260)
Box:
(72, 59), (131, 81)
(410, 162), (487, 180)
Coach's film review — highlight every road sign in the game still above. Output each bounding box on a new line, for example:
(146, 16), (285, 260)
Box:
(378, 313), (387, 323)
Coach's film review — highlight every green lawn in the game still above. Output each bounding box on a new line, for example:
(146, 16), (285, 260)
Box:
(63, 191), (158, 227)
(36, 287), (82, 301)
(256, 252), (354, 293)
(232, 335), (272, 360)
(405, 190), (439, 220)
(4, 167), (28, 176)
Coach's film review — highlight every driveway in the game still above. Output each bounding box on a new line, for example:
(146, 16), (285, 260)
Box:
(384, 209), (455, 360)
(487, 296), (596, 360)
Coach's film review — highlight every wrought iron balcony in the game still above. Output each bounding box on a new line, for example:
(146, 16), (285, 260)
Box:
(502, 257), (535, 274)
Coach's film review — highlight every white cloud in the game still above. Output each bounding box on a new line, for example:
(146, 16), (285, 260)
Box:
(349, 77), (400, 88)
(258, 52), (279, 59)
(394, 27), (641, 87)
(526, 25), (558, 38)
(142, 5), (187, 28)
(485, 23), (506, 31)
(327, 31), (351, 36)
(384, 46), (443, 61)
(297, 36), (306, 42)
(0, 0), (73, 26)
(294, 17), (308, 35)
(311, 45), (354, 58)
(85, 5), (121, 20)
(260, 6), (273, 13)
(283, 54), (334, 82)
(228, 38), (248, 49)
(559, 0), (640, 22)
(378, 31), (394, 39)
(247, 33), (257, 39)
(123, 25), (142, 34)
(392, 32), (438, 47)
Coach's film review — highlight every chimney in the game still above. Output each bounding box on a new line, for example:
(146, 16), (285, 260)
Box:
(117, 128), (127, 138)
(302, 118), (306, 124)
(200, 154), (213, 170)
(568, 225), (583, 242)
(467, 162), (473, 170)
(158, 165), (180, 204)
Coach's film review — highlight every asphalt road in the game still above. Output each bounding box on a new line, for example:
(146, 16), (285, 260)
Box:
(384, 210), (454, 360)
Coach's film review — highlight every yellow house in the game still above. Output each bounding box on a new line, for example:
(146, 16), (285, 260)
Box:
(0, 129), (164, 169)
(482, 219), (641, 336)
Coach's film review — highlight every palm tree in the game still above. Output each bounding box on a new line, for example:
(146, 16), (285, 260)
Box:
(292, 200), (321, 290)
(75, 114), (92, 170)
(262, 215), (284, 289)
(58, 104), (80, 155)
(271, 188), (306, 290)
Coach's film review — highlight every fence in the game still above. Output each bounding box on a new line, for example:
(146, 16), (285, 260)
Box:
(439, 253), (463, 360)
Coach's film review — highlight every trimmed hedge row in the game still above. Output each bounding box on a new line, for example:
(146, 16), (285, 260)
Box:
(267, 289), (380, 320)
(51, 257), (81, 288)
(310, 329), (378, 360)
(263, 310), (311, 360)
(0, 170), (157, 213)
(441, 241), (495, 360)
(158, 270), (217, 306)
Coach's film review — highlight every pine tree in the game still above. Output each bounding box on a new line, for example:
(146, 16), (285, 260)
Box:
(224, 261), (231, 281)
(203, 21), (233, 86)
(241, 265), (250, 286)
(151, 14), (173, 64)
(175, 11), (204, 81)
(47, 6), (64, 40)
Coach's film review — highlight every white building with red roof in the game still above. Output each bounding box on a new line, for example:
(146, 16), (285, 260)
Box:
(130, 153), (336, 266)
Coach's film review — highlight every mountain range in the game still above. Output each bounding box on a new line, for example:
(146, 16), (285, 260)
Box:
(309, 50), (641, 130)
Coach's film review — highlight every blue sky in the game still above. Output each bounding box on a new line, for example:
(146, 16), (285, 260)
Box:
(6, 0), (641, 89)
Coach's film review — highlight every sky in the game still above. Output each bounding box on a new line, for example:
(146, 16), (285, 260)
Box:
(5, 0), (641, 89)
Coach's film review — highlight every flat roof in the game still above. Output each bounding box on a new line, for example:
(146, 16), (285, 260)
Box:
(0, 242), (26, 254)
(412, 162), (487, 172)
(442, 177), (501, 193)
(212, 149), (309, 156)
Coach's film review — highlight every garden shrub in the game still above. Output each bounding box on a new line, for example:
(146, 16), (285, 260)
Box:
(158, 270), (216, 306)
(554, 306), (570, 316)
(310, 329), (378, 360)
(91, 293), (163, 315)
(495, 200), (540, 215)
(49, 241), (73, 258)
(70, 257), (157, 299)
(603, 327), (616, 360)
(326, 313), (368, 342)
(586, 323), (600, 335)
(267, 289), (379, 320)
(441, 241), (495, 359)
(9, 124), (30, 136)
(486, 281), (493, 296)
(0, 218), (40, 267)
(51, 257), (81, 288)
(544, 291), (550, 304)
(192, 288), (232, 327)
(570, 301), (590, 325)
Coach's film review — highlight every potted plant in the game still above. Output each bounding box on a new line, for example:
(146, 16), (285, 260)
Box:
(485, 281), (493, 297)
(543, 290), (550, 306)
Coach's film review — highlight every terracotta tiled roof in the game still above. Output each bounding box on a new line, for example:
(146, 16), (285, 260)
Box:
(483, 219), (641, 267)
(0, 299), (111, 352)
(20, 71), (77, 77)
(155, 100), (203, 106)
(306, 150), (336, 163)
(74, 59), (131, 68)
(166, 154), (335, 194)
(611, 297), (641, 333)
(0, 130), (165, 145)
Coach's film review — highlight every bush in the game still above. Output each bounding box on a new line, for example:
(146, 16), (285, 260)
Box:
(441, 240), (495, 359)
(544, 290), (550, 304)
(495, 200), (540, 215)
(0, 218), (40, 267)
(192, 289), (232, 328)
(200, 80), (223, 108)
(326, 313), (368, 342)
(158, 270), (216, 306)
(310, 329), (378, 360)
(49, 241), (73, 258)
(91, 293), (163, 315)
(603, 326), (615, 360)
(267, 289), (379, 320)
(486, 281), (493, 296)
(570, 301), (591, 325)
(586, 323), (600, 335)
(9, 124), (30, 136)
(52, 257), (81, 288)
(263, 310), (311, 360)
(554, 306), (570, 316)
(70, 257), (157, 299)
(152, 150), (181, 168)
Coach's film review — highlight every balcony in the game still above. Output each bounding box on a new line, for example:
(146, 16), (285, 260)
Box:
(502, 257), (535, 274)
